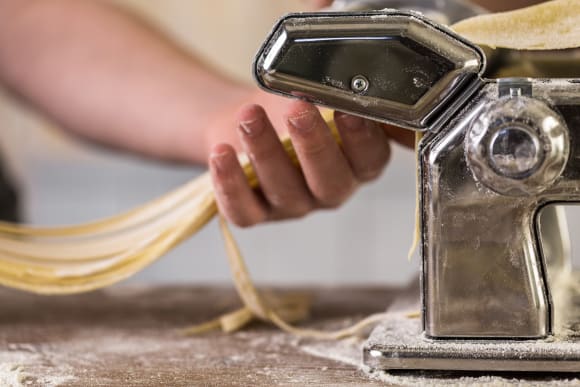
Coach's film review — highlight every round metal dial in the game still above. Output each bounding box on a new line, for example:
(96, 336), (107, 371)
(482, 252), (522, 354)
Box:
(488, 125), (543, 179)
(466, 96), (569, 196)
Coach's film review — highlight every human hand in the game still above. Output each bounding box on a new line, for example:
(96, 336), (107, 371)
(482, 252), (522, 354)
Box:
(208, 99), (404, 227)
(306, 0), (334, 9)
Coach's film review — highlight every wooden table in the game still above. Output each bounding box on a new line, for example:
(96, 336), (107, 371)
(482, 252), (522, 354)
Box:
(0, 285), (412, 386)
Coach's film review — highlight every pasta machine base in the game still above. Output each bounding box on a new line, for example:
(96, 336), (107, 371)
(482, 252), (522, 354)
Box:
(363, 272), (580, 373)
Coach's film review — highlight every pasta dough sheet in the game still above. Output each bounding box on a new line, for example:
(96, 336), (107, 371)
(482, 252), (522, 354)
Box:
(451, 0), (580, 50)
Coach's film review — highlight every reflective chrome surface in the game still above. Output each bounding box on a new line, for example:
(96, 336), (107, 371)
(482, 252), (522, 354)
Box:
(363, 271), (580, 372)
(466, 92), (570, 197)
(254, 11), (484, 130)
(254, 9), (580, 372)
(330, 0), (486, 25)
(422, 80), (580, 338)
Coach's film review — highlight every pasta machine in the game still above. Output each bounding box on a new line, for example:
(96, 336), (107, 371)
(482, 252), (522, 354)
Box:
(253, 6), (580, 373)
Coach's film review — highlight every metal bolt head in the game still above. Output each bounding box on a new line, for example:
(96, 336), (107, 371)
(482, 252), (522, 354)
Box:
(351, 75), (369, 93)
(489, 125), (543, 179)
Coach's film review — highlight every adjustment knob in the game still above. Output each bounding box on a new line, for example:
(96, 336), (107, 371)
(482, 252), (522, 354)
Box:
(488, 125), (543, 179)
(466, 96), (569, 196)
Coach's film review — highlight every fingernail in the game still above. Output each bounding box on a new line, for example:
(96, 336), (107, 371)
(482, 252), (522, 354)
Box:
(336, 113), (365, 131)
(239, 118), (262, 137)
(210, 151), (230, 174)
(287, 110), (316, 134)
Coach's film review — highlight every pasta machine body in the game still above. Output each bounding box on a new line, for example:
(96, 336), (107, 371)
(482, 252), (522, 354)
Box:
(254, 9), (580, 372)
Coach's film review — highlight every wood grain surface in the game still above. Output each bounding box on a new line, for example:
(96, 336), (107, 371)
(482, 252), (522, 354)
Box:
(0, 285), (413, 386)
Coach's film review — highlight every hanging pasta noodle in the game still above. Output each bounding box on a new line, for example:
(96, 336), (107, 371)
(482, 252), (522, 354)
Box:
(0, 0), (578, 338)
(0, 132), (298, 295)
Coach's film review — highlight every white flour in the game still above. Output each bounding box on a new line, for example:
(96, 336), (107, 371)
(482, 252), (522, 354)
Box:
(300, 337), (580, 386)
(0, 364), (29, 387)
(299, 275), (580, 387)
(0, 361), (73, 387)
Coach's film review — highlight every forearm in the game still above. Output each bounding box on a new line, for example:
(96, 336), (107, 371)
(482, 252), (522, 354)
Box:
(0, 0), (251, 164)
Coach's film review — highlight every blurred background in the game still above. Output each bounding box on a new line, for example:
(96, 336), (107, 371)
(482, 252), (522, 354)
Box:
(0, 0), (576, 288)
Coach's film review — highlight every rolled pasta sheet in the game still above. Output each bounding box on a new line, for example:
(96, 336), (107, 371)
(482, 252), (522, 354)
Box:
(452, 0), (580, 50)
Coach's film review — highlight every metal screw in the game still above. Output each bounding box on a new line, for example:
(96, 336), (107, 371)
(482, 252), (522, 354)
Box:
(351, 75), (369, 93)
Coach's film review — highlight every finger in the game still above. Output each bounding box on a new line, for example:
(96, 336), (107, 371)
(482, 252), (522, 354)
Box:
(302, 0), (333, 10)
(209, 143), (268, 227)
(286, 101), (358, 208)
(382, 124), (416, 149)
(334, 112), (391, 182)
(237, 104), (314, 219)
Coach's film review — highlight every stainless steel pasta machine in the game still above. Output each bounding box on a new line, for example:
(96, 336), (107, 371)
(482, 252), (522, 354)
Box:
(253, 5), (580, 373)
